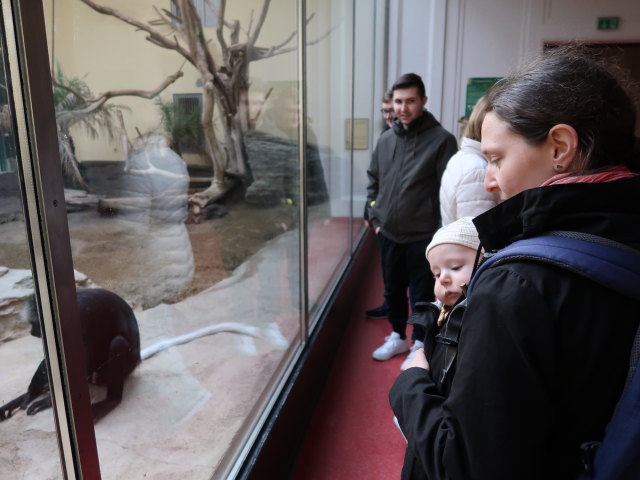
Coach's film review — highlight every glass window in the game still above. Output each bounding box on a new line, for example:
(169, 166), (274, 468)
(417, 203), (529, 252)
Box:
(171, 0), (219, 28)
(0, 17), (63, 478)
(305, 0), (353, 323)
(351, 0), (384, 246)
(46, 1), (302, 477)
(0, 0), (388, 476)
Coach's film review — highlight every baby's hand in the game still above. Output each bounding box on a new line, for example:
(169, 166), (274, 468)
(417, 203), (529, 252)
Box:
(403, 348), (429, 371)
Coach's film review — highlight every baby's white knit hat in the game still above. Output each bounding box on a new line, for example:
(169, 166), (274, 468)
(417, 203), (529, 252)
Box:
(426, 217), (480, 257)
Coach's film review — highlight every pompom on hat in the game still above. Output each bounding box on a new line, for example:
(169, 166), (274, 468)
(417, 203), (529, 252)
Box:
(426, 217), (480, 258)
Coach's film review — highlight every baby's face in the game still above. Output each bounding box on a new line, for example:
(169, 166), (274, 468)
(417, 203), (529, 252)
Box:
(427, 243), (477, 306)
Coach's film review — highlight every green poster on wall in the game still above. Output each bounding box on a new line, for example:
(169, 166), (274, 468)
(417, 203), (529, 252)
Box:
(465, 77), (501, 117)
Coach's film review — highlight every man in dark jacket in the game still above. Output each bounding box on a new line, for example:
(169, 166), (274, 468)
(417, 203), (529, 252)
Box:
(366, 73), (458, 368)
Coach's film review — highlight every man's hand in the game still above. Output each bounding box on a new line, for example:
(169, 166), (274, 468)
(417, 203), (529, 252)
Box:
(375, 226), (381, 234)
(364, 219), (371, 229)
(402, 348), (429, 371)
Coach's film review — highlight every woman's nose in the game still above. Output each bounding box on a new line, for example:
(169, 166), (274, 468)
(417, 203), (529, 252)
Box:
(484, 168), (499, 193)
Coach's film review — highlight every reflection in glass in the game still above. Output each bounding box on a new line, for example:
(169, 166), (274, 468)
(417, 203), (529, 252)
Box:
(0, 30), (63, 478)
(46, 0), (302, 477)
(306, 0), (352, 321)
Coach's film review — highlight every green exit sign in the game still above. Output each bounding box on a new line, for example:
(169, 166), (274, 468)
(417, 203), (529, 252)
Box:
(598, 17), (620, 30)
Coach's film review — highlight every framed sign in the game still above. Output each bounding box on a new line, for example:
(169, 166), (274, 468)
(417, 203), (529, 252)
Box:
(345, 118), (370, 150)
(465, 77), (501, 117)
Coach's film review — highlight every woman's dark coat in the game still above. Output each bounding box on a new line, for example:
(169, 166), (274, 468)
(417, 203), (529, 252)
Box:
(390, 176), (640, 480)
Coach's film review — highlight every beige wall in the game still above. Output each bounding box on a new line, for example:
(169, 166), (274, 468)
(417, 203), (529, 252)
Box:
(44, 0), (302, 165)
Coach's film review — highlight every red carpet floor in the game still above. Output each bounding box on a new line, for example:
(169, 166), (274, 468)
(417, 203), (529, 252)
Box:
(290, 242), (407, 479)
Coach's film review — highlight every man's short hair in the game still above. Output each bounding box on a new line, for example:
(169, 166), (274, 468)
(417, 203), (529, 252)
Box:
(381, 89), (393, 103)
(392, 73), (426, 99)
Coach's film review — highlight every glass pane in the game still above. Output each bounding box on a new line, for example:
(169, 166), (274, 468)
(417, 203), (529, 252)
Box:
(0, 23), (63, 478)
(306, 0), (352, 322)
(46, 1), (300, 477)
(352, 0), (382, 247)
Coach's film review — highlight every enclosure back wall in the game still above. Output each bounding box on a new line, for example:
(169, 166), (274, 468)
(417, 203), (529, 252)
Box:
(0, 0), (384, 478)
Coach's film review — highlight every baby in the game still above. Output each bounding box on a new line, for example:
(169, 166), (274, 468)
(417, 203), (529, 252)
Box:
(427, 216), (479, 308)
(401, 216), (480, 370)
(394, 217), (481, 442)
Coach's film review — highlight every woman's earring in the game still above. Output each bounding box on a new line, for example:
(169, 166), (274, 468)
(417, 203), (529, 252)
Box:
(554, 164), (564, 171)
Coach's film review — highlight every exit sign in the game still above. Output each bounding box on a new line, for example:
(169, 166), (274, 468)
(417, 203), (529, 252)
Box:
(597, 17), (620, 30)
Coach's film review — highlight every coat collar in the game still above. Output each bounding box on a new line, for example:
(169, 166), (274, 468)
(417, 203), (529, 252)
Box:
(391, 110), (438, 136)
(473, 176), (640, 253)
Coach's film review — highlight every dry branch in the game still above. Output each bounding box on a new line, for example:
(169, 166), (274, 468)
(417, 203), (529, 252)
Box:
(78, 0), (333, 209)
(80, 0), (195, 62)
(56, 69), (184, 121)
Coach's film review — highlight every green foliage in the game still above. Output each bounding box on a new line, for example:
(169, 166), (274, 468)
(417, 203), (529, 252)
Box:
(155, 98), (203, 155)
(52, 64), (128, 187)
(53, 64), (125, 140)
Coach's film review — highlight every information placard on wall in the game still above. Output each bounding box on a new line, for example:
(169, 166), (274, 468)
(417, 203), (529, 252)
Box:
(465, 77), (501, 117)
(345, 118), (370, 150)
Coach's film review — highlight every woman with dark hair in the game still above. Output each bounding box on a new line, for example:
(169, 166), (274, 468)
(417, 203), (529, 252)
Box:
(390, 46), (640, 480)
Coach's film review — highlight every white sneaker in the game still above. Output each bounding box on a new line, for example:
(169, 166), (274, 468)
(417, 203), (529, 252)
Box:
(400, 340), (425, 370)
(372, 332), (409, 361)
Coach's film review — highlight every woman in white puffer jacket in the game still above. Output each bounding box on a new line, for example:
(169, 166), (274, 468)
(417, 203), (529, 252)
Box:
(439, 96), (499, 225)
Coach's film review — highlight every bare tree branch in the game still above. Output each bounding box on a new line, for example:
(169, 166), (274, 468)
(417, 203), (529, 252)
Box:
(249, 86), (273, 128)
(246, 9), (255, 42)
(177, 0), (222, 95)
(178, 0), (201, 61)
(77, 0), (333, 208)
(57, 69), (184, 121)
(53, 81), (90, 107)
(80, 0), (195, 64)
(208, 0), (227, 51)
(249, 0), (271, 46)
(252, 17), (336, 61)
(116, 110), (131, 161)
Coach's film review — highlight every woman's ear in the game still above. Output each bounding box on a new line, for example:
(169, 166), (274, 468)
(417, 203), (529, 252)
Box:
(548, 124), (579, 171)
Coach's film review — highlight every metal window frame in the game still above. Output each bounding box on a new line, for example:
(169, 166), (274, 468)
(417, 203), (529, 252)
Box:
(2, 1), (100, 478)
(2, 0), (374, 478)
(297, 0), (309, 343)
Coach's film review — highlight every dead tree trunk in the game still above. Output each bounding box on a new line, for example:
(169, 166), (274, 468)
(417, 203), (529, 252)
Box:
(80, 0), (332, 210)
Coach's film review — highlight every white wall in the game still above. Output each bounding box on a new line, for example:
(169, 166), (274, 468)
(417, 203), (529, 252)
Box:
(388, 0), (640, 137)
(387, 0), (447, 122)
(350, 0), (388, 218)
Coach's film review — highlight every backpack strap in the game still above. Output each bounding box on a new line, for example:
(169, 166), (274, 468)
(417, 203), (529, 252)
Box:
(577, 327), (640, 480)
(463, 231), (640, 479)
(442, 232), (640, 362)
(467, 231), (640, 300)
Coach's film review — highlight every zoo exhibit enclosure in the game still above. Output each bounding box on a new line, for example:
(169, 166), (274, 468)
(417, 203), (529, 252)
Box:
(0, 1), (383, 479)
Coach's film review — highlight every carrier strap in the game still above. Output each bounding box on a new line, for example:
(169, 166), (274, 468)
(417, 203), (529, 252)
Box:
(462, 231), (640, 479)
(467, 231), (640, 300)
